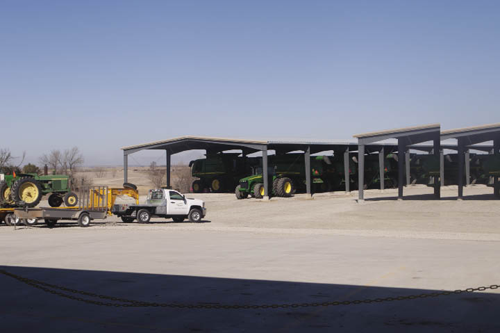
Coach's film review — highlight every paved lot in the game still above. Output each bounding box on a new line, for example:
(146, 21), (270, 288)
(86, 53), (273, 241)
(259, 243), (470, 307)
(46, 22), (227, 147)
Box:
(1, 185), (499, 332)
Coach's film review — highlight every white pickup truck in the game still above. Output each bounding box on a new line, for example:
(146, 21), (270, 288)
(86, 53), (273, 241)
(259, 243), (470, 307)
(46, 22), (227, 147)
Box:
(112, 189), (206, 223)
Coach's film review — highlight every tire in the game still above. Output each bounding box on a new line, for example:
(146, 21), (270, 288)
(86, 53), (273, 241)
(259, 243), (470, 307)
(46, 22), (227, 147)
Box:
(0, 181), (14, 206)
(121, 216), (135, 223)
(276, 177), (294, 197)
(64, 192), (78, 207)
(24, 218), (38, 226)
(192, 180), (204, 193)
(188, 208), (202, 223)
(5, 213), (19, 226)
(272, 178), (280, 196)
(253, 183), (264, 199)
(235, 185), (248, 199)
(210, 178), (224, 193)
(172, 216), (185, 222)
(48, 193), (63, 207)
(78, 213), (91, 227)
(123, 183), (138, 191)
(137, 209), (151, 223)
(10, 177), (43, 207)
(45, 219), (58, 228)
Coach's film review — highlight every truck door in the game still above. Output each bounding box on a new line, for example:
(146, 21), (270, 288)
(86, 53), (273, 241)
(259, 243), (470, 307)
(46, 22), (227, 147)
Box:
(167, 191), (189, 215)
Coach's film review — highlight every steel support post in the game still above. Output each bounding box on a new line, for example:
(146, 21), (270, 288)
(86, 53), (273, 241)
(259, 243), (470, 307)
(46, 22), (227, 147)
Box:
(262, 148), (269, 198)
(379, 147), (385, 190)
(457, 139), (465, 199)
(495, 138), (500, 198)
(465, 150), (470, 187)
(405, 151), (411, 186)
(358, 145), (365, 201)
(166, 150), (171, 189)
(123, 153), (129, 183)
(433, 138), (440, 198)
(305, 146), (311, 196)
(398, 141), (405, 199)
(440, 151), (445, 187)
(344, 150), (350, 193)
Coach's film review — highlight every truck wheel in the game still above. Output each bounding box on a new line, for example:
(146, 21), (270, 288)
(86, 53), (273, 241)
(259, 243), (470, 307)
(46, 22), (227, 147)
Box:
(78, 213), (91, 227)
(45, 219), (58, 228)
(0, 181), (14, 206)
(192, 180), (204, 193)
(276, 177), (294, 197)
(123, 183), (138, 191)
(188, 208), (202, 223)
(211, 178), (224, 193)
(172, 216), (185, 222)
(48, 193), (63, 207)
(253, 183), (264, 199)
(64, 192), (79, 207)
(137, 209), (151, 223)
(235, 185), (248, 199)
(121, 216), (135, 223)
(11, 177), (43, 207)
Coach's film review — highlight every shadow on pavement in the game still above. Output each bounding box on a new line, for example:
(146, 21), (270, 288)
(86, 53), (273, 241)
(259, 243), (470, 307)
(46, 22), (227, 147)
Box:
(1, 265), (499, 332)
(365, 192), (498, 201)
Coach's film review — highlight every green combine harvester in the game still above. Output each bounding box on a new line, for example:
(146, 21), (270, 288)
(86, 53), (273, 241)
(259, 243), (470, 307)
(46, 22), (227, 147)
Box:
(0, 173), (78, 208)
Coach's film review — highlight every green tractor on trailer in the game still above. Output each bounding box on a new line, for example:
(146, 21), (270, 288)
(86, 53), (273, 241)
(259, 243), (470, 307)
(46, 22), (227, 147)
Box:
(0, 173), (78, 208)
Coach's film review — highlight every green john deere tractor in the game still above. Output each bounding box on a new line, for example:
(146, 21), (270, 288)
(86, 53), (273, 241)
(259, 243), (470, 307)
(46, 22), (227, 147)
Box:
(0, 173), (78, 208)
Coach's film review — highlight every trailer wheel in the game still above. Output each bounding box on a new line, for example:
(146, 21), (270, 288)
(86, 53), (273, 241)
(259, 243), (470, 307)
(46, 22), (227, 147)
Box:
(235, 185), (248, 199)
(172, 216), (185, 222)
(64, 192), (78, 207)
(78, 213), (91, 227)
(276, 177), (294, 197)
(121, 216), (135, 223)
(48, 194), (63, 207)
(44, 219), (58, 228)
(188, 208), (202, 223)
(11, 177), (43, 207)
(253, 183), (264, 199)
(192, 180), (204, 193)
(4, 213), (19, 226)
(24, 218), (38, 226)
(137, 209), (151, 223)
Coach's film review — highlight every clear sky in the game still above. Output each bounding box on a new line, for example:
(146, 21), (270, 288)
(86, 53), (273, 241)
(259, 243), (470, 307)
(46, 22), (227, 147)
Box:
(1, 1), (499, 165)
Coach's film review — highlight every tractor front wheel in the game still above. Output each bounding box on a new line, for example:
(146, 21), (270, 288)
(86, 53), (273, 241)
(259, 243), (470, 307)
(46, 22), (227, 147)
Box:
(192, 180), (204, 193)
(253, 183), (265, 199)
(48, 194), (64, 207)
(10, 177), (43, 207)
(235, 185), (248, 199)
(64, 192), (78, 207)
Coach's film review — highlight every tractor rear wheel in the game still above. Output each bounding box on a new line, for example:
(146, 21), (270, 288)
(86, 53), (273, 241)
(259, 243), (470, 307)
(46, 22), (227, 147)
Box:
(235, 185), (248, 199)
(10, 177), (43, 207)
(0, 181), (14, 206)
(64, 192), (78, 207)
(253, 183), (265, 199)
(276, 177), (294, 197)
(48, 193), (63, 207)
(192, 180), (204, 193)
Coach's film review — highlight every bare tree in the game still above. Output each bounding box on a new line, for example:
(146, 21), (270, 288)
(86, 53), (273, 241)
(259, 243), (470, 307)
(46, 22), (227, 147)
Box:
(172, 165), (194, 193)
(148, 161), (165, 188)
(63, 147), (84, 174)
(94, 167), (107, 178)
(0, 149), (12, 169)
(40, 150), (62, 174)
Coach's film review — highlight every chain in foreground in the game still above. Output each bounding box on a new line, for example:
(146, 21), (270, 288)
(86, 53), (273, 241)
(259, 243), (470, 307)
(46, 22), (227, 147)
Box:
(1, 269), (498, 310)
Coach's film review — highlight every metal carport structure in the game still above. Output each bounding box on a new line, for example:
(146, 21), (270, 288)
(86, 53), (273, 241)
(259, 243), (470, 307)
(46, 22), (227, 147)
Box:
(354, 124), (442, 201)
(441, 123), (500, 199)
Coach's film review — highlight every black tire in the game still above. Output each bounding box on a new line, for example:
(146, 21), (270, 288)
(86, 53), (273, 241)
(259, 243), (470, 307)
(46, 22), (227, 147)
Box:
(78, 213), (91, 227)
(210, 178), (224, 193)
(235, 185), (248, 199)
(24, 218), (38, 226)
(10, 177), (43, 207)
(123, 183), (138, 191)
(192, 180), (204, 193)
(253, 183), (264, 199)
(5, 213), (18, 226)
(137, 209), (151, 223)
(188, 208), (202, 223)
(48, 193), (63, 207)
(172, 216), (185, 222)
(276, 177), (294, 197)
(64, 192), (78, 207)
(0, 181), (14, 207)
(121, 216), (135, 223)
(272, 178), (280, 196)
(45, 219), (58, 228)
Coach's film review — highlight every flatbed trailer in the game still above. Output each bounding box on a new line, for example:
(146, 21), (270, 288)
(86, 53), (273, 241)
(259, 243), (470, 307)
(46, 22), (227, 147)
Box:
(13, 186), (139, 228)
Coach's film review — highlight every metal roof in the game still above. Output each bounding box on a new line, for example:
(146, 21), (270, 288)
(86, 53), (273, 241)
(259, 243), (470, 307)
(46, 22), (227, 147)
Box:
(441, 123), (500, 139)
(353, 124), (440, 139)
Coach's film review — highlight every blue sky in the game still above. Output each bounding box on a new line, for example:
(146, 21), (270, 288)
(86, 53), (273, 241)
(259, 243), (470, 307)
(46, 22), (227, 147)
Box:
(1, 1), (499, 165)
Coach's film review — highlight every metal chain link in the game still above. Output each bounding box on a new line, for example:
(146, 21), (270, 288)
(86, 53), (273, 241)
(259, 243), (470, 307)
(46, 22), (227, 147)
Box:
(1, 269), (498, 309)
